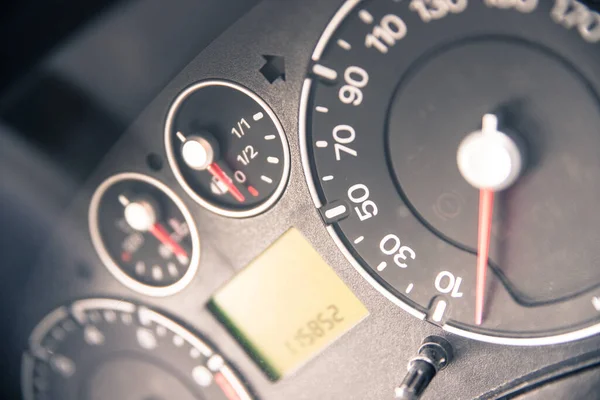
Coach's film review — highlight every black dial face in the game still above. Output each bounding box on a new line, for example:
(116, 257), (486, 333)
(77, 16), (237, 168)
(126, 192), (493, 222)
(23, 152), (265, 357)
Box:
(21, 299), (253, 400)
(301, 0), (600, 344)
(165, 80), (290, 218)
(89, 173), (200, 296)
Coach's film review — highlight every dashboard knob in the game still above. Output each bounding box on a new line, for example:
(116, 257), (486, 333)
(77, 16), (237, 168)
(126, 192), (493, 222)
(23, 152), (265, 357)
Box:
(395, 336), (454, 400)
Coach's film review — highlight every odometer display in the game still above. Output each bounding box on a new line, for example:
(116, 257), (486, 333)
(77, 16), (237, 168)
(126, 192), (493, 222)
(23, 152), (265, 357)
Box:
(300, 0), (600, 345)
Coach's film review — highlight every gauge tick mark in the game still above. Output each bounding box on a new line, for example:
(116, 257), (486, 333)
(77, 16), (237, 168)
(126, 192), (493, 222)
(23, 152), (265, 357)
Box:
(316, 106), (329, 113)
(406, 283), (414, 294)
(377, 261), (388, 272)
(593, 297), (600, 311)
(353, 236), (364, 244)
(324, 204), (347, 219)
(316, 140), (328, 148)
(358, 10), (374, 24)
(432, 300), (447, 322)
(337, 39), (352, 50)
(312, 64), (338, 82)
(253, 112), (264, 121)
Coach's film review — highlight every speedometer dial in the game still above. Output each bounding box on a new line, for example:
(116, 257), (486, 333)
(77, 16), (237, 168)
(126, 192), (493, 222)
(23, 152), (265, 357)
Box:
(22, 299), (253, 400)
(300, 0), (600, 345)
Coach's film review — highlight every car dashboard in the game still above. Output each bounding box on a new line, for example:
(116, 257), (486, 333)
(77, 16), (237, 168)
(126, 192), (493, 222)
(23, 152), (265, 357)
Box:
(1, 1), (600, 399)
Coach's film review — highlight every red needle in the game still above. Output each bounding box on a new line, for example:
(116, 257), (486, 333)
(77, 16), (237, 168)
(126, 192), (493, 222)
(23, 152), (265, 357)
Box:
(149, 223), (188, 259)
(475, 188), (494, 325)
(206, 162), (245, 202)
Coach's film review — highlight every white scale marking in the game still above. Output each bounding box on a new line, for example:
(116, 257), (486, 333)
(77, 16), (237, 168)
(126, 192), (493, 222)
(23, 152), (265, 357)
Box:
(192, 365), (213, 387)
(51, 327), (66, 341)
(264, 134), (276, 140)
(152, 266), (164, 281)
(312, 64), (338, 81)
(135, 261), (146, 276)
(84, 325), (105, 346)
(267, 156), (280, 164)
(156, 325), (167, 337)
(377, 261), (388, 272)
(315, 106), (329, 113)
(316, 140), (328, 148)
(177, 254), (189, 265)
(207, 355), (224, 372)
(176, 131), (186, 142)
(432, 300), (448, 322)
(136, 327), (157, 350)
(253, 112), (264, 121)
(261, 175), (273, 184)
(51, 355), (76, 378)
(167, 262), (179, 277)
(337, 39), (351, 50)
(121, 313), (133, 325)
(190, 348), (201, 359)
(322, 175), (334, 181)
(89, 312), (101, 323)
(353, 236), (364, 244)
(325, 204), (347, 219)
(173, 335), (185, 347)
(104, 310), (117, 323)
(406, 283), (414, 294)
(118, 195), (130, 206)
(593, 296), (600, 311)
(358, 9), (374, 24)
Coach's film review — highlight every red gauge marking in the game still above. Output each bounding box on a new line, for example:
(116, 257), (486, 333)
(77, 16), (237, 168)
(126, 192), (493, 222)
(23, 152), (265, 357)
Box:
(207, 163), (246, 202)
(214, 372), (241, 400)
(248, 186), (259, 197)
(121, 251), (132, 262)
(149, 223), (188, 259)
(475, 188), (494, 325)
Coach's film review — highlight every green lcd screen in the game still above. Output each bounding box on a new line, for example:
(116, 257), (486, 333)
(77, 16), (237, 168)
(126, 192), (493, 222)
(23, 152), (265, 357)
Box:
(209, 228), (369, 380)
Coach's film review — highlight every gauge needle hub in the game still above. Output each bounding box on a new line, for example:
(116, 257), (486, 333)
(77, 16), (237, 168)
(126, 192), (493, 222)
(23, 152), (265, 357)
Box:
(123, 196), (189, 260)
(457, 114), (524, 325)
(179, 132), (246, 203)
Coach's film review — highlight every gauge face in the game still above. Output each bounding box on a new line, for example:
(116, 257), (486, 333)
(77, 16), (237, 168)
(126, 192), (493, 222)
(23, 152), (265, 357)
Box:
(165, 80), (290, 218)
(89, 173), (200, 296)
(21, 299), (253, 400)
(300, 0), (600, 344)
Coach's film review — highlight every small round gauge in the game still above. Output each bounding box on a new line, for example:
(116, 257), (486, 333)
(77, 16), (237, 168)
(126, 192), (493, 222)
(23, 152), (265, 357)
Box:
(89, 173), (200, 296)
(21, 299), (253, 400)
(165, 80), (290, 218)
(301, 0), (600, 345)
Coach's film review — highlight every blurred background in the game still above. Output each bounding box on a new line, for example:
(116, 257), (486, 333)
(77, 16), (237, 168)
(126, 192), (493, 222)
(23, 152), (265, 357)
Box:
(0, 1), (258, 396)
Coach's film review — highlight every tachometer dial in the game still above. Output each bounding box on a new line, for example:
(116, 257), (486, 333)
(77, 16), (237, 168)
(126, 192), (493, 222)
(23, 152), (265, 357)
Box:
(165, 80), (290, 218)
(22, 299), (253, 400)
(89, 173), (200, 296)
(300, 0), (600, 345)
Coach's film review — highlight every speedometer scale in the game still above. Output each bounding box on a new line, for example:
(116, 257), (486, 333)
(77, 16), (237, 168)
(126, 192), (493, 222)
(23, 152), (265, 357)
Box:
(301, 0), (600, 344)
(21, 299), (253, 400)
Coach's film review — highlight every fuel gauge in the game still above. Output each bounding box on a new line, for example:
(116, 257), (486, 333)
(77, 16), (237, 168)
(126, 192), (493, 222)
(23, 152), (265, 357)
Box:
(165, 80), (290, 218)
(89, 173), (200, 296)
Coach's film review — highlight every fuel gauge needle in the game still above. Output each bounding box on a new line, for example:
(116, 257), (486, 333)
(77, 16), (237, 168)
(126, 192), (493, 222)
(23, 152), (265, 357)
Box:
(475, 189), (494, 325)
(206, 162), (245, 202)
